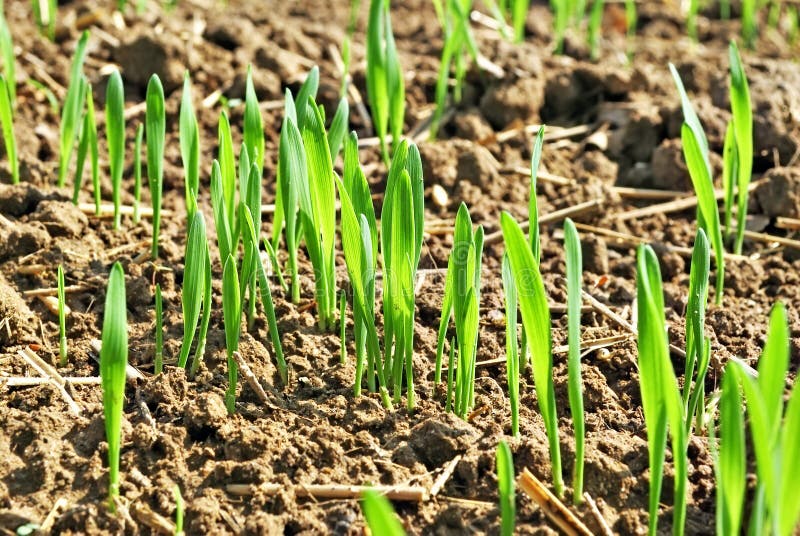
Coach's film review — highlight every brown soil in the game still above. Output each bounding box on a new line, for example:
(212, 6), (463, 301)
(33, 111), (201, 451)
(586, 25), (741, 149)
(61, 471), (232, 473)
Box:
(1, 0), (799, 534)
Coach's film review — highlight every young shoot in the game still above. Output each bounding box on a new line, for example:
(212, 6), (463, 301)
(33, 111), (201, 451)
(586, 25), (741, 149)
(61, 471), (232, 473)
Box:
(58, 31), (89, 188)
(100, 262), (128, 512)
(73, 78), (99, 212)
(154, 283), (163, 375)
(361, 490), (406, 535)
(380, 141), (424, 410)
(32, 0), (57, 41)
(0, 8), (15, 104)
(501, 211), (562, 496)
(563, 218), (584, 505)
(366, 0), (405, 162)
(0, 73), (17, 183)
(57, 265), (67, 366)
(105, 69), (125, 230)
(430, 0), (479, 138)
(501, 254), (519, 437)
(222, 254), (241, 414)
(133, 124), (143, 224)
(173, 485), (184, 536)
(635, 244), (688, 535)
(670, 64), (725, 305)
(435, 203), (483, 418)
(180, 72), (200, 217)
(146, 74), (165, 258)
(178, 211), (211, 373)
(731, 303), (800, 534)
(728, 40), (753, 255)
(496, 440), (516, 536)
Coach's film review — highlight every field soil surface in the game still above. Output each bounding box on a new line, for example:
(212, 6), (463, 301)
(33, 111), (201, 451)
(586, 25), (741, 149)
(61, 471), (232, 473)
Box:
(1, 0), (799, 534)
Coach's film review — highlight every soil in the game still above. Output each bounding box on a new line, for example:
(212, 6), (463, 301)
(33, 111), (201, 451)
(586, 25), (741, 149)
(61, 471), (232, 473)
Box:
(1, 0), (799, 535)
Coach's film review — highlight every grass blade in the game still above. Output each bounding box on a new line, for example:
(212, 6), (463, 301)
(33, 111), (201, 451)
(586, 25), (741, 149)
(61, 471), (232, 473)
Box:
(105, 69), (125, 230)
(564, 218), (584, 504)
(177, 211), (207, 369)
(222, 254), (241, 414)
(501, 253), (519, 437)
(244, 65), (264, 172)
(57, 265), (67, 366)
(180, 72), (200, 217)
(146, 74), (165, 257)
(717, 363), (745, 536)
(0, 8), (15, 104)
(728, 41), (753, 255)
(154, 283), (163, 376)
(100, 262), (127, 512)
(501, 211), (562, 495)
(361, 490), (406, 536)
(496, 440), (516, 536)
(0, 74), (17, 183)
(133, 124), (143, 224)
(58, 31), (89, 187)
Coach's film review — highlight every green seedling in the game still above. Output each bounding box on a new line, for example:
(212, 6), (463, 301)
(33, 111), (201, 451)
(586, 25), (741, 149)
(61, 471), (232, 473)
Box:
(511, 0), (530, 42)
(714, 363), (745, 536)
(133, 124), (143, 224)
(552, 0), (569, 53)
(430, 0), (479, 138)
(501, 253), (519, 437)
(732, 303), (800, 535)
(58, 31), (89, 188)
(0, 73), (17, 183)
(298, 97), (337, 330)
(100, 262), (128, 512)
(57, 265), (67, 366)
(178, 211), (210, 369)
(435, 203), (483, 418)
(32, 0), (57, 41)
(361, 490), (406, 535)
(105, 69), (125, 230)
(380, 141), (424, 410)
(366, 0), (405, 162)
(519, 125), (545, 372)
(497, 440), (515, 536)
(222, 254), (241, 414)
(242, 213), (288, 386)
(73, 78), (99, 211)
(271, 67), (319, 260)
(684, 229), (711, 432)
(340, 290), (347, 364)
(154, 283), (163, 375)
(340, 0), (361, 97)
(0, 8), (15, 104)
(339, 132), (380, 397)
(635, 244), (687, 536)
(146, 74), (165, 258)
(501, 211), (562, 496)
(742, 0), (756, 47)
(563, 218), (584, 505)
(722, 121), (737, 241)
(328, 97), (350, 161)
(173, 485), (184, 536)
(180, 72), (200, 217)
(587, 0), (604, 61)
(670, 64), (725, 305)
(728, 41), (752, 255)
(624, 0), (636, 60)
(243, 65), (264, 173)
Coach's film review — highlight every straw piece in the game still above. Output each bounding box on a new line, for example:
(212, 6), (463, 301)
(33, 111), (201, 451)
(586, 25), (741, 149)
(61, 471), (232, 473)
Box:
(484, 199), (603, 246)
(226, 482), (428, 501)
(517, 468), (593, 536)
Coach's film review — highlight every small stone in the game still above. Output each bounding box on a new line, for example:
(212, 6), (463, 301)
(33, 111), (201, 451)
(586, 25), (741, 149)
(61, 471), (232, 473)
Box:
(431, 184), (449, 208)
(581, 235), (609, 274)
(29, 200), (88, 238)
(754, 167), (800, 218)
(115, 31), (185, 92)
(480, 77), (544, 129)
(184, 392), (228, 436)
(456, 145), (499, 185)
